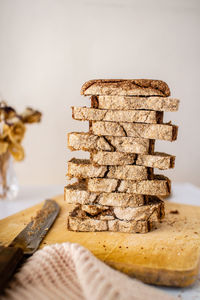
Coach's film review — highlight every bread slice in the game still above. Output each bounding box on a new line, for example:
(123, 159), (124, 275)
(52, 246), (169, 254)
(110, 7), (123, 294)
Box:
(136, 152), (175, 170)
(68, 216), (153, 233)
(90, 121), (178, 142)
(86, 175), (171, 196)
(72, 197), (164, 221)
(67, 158), (107, 179)
(81, 79), (170, 97)
(67, 158), (150, 180)
(64, 182), (146, 207)
(91, 151), (136, 166)
(91, 151), (175, 170)
(68, 132), (154, 154)
(91, 95), (179, 112)
(112, 198), (164, 221)
(72, 107), (163, 124)
(67, 203), (163, 233)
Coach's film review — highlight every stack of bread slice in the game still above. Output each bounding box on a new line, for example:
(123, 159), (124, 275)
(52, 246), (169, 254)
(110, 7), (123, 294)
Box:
(65, 79), (179, 233)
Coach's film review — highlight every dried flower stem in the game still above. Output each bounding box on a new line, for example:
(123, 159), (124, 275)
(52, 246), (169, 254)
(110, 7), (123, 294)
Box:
(0, 151), (10, 198)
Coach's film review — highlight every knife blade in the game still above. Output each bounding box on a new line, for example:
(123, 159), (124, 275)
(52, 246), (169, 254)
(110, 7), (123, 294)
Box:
(0, 199), (60, 293)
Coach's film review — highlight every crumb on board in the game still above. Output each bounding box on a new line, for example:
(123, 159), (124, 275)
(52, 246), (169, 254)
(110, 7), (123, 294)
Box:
(27, 201), (56, 236)
(170, 209), (179, 214)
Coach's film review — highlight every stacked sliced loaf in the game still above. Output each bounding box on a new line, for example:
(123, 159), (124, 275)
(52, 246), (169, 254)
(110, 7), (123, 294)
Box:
(66, 79), (179, 233)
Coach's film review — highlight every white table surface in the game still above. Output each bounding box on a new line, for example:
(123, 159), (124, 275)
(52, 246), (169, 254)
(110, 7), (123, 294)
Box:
(0, 183), (200, 299)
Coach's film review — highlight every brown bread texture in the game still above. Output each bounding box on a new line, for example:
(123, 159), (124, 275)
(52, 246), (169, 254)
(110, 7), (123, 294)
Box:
(68, 197), (164, 221)
(68, 217), (108, 232)
(67, 203), (164, 233)
(91, 95), (179, 112)
(67, 216), (154, 233)
(68, 132), (154, 154)
(72, 106), (163, 124)
(65, 79), (179, 233)
(86, 175), (171, 196)
(67, 158), (107, 179)
(136, 152), (175, 170)
(64, 182), (147, 207)
(67, 201), (163, 233)
(81, 79), (170, 97)
(67, 158), (150, 180)
(90, 151), (137, 166)
(112, 198), (164, 221)
(90, 121), (178, 142)
(90, 151), (175, 170)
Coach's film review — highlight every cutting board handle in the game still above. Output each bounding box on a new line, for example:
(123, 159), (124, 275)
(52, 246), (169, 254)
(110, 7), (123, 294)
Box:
(0, 246), (24, 294)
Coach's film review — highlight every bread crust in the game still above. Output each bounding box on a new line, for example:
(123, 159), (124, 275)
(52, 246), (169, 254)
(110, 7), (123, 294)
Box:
(81, 79), (170, 97)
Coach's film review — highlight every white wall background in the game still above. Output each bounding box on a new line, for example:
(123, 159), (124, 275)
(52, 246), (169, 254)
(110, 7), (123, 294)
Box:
(0, 0), (200, 186)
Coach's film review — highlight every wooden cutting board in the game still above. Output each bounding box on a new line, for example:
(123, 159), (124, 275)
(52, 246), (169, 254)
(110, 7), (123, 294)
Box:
(0, 195), (200, 287)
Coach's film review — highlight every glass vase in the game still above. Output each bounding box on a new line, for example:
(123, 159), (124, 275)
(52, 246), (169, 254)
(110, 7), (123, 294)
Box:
(0, 151), (19, 200)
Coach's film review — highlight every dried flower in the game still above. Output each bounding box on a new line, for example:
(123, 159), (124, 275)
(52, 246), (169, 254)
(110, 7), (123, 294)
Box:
(0, 101), (42, 161)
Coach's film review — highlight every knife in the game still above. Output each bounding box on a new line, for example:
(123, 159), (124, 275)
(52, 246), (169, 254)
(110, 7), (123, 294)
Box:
(0, 199), (60, 293)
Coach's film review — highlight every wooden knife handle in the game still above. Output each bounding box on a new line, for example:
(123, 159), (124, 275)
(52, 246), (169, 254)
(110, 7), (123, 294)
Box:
(0, 246), (24, 294)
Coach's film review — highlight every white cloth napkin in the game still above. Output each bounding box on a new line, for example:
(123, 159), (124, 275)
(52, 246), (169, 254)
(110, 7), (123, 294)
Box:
(2, 243), (175, 300)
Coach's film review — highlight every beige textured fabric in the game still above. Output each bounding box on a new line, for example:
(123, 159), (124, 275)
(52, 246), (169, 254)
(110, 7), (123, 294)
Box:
(3, 243), (175, 300)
